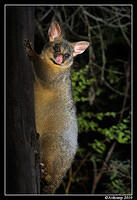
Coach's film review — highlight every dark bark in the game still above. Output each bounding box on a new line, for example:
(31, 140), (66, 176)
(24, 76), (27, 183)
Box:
(6, 6), (40, 194)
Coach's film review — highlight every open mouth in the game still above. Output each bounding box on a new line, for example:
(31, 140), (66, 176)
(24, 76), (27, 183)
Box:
(50, 58), (61, 65)
(50, 55), (63, 65)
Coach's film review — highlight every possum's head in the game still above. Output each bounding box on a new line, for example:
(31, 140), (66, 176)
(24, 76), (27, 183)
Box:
(42, 21), (89, 69)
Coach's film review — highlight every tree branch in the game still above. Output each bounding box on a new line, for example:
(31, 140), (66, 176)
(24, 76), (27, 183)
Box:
(65, 152), (91, 194)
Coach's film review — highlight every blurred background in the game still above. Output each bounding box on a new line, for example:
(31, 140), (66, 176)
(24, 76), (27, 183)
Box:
(34, 5), (132, 194)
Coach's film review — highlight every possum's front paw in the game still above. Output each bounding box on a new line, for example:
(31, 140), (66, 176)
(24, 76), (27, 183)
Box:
(24, 39), (33, 56)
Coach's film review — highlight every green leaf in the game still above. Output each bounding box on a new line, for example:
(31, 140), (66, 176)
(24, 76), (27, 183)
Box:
(90, 121), (98, 131)
(110, 170), (117, 180)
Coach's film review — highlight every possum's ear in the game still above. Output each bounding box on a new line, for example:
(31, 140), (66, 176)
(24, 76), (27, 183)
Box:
(48, 21), (62, 42)
(72, 41), (89, 57)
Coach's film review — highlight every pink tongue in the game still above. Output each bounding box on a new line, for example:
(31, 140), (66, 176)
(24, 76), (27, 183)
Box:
(55, 55), (63, 64)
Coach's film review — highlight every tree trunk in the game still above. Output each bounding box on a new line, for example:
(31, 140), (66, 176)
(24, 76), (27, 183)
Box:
(6, 6), (40, 194)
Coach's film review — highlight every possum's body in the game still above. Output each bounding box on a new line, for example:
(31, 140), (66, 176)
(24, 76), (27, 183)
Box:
(34, 72), (78, 193)
(24, 21), (89, 193)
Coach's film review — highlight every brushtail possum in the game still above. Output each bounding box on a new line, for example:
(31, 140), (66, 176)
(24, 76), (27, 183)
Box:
(24, 21), (89, 193)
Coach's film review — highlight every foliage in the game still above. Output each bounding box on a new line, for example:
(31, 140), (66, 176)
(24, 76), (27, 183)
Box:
(71, 62), (131, 193)
(71, 64), (131, 144)
(71, 65), (96, 103)
(104, 160), (131, 194)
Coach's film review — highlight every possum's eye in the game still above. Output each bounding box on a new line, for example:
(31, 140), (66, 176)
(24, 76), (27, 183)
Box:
(64, 53), (70, 59)
(53, 44), (60, 52)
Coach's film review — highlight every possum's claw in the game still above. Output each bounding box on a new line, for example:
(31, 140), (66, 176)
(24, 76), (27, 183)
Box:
(24, 39), (33, 55)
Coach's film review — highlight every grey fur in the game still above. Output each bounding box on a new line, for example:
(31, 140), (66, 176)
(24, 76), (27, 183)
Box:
(37, 71), (78, 193)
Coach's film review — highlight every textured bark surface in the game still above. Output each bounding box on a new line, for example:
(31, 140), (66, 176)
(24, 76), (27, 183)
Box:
(6, 6), (40, 194)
